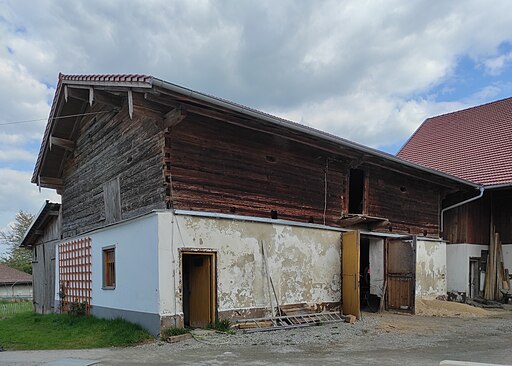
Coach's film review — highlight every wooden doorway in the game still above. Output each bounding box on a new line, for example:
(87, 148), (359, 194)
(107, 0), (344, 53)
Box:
(342, 230), (361, 319)
(469, 257), (480, 299)
(386, 238), (415, 312)
(182, 252), (216, 328)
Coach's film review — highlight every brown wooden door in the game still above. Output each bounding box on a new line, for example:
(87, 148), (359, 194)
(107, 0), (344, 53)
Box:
(183, 253), (216, 328)
(386, 239), (415, 312)
(342, 230), (361, 319)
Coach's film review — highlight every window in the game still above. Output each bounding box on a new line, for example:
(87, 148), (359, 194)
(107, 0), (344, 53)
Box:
(103, 247), (116, 289)
(348, 169), (365, 214)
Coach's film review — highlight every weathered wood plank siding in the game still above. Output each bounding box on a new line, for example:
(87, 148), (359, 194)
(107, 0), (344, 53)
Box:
(365, 165), (441, 236)
(61, 103), (166, 238)
(32, 211), (60, 314)
(166, 115), (347, 226)
(443, 195), (490, 245)
(166, 115), (443, 235)
(493, 189), (512, 243)
(443, 189), (511, 245)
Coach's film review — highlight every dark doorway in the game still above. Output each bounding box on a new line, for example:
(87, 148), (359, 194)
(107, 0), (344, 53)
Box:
(182, 252), (216, 328)
(469, 257), (480, 299)
(349, 169), (365, 214)
(360, 238), (379, 312)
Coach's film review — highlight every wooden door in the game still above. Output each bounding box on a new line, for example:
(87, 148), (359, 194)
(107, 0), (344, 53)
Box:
(386, 239), (415, 312)
(342, 230), (361, 319)
(183, 253), (216, 328)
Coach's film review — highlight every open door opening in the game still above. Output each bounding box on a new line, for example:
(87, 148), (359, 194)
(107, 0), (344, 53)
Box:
(342, 230), (361, 319)
(469, 257), (480, 299)
(359, 238), (380, 312)
(182, 252), (216, 328)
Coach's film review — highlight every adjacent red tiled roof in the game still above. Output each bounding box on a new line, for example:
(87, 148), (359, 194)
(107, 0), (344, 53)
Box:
(398, 97), (512, 186)
(0, 263), (32, 285)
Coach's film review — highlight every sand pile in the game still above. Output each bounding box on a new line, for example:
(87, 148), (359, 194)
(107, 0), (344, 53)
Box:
(415, 299), (490, 317)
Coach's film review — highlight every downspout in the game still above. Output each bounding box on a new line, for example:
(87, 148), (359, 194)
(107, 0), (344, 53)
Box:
(440, 186), (485, 234)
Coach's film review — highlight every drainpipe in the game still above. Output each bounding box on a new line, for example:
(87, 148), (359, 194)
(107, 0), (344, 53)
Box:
(441, 186), (485, 234)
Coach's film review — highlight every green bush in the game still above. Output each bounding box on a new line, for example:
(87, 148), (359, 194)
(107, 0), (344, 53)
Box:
(208, 318), (234, 333)
(161, 326), (189, 339)
(68, 301), (88, 317)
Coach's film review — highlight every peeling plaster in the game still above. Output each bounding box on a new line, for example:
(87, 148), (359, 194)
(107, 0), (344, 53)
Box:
(168, 213), (342, 314)
(415, 240), (447, 300)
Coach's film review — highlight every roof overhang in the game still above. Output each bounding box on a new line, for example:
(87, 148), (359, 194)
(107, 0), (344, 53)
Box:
(32, 73), (479, 192)
(20, 200), (61, 248)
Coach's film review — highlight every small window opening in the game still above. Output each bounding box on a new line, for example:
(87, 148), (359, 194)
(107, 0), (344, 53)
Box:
(126, 156), (133, 164)
(229, 207), (236, 213)
(265, 155), (277, 163)
(308, 216), (314, 223)
(400, 186), (407, 192)
(103, 247), (116, 289)
(271, 210), (278, 219)
(348, 169), (365, 214)
(388, 225), (393, 232)
(423, 230), (428, 237)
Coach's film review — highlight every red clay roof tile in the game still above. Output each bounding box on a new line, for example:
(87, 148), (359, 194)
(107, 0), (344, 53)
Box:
(398, 97), (512, 186)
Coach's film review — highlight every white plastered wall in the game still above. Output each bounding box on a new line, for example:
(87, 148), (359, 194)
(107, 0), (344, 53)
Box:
(415, 239), (447, 299)
(0, 284), (32, 298)
(446, 244), (488, 294)
(368, 238), (384, 297)
(501, 244), (512, 275)
(55, 213), (161, 315)
(160, 212), (343, 318)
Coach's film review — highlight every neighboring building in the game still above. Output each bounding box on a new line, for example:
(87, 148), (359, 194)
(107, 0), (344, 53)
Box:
(20, 201), (61, 313)
(0, 263), (32, 300)
(398, 97), (512, 298)
(30, 73), (476, 334)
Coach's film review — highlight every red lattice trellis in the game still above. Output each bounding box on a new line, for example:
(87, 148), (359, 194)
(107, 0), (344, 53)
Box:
(58, 237), (92, 314)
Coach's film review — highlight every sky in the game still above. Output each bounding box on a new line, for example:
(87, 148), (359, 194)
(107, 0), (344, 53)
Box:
(1, 1), (512, 255)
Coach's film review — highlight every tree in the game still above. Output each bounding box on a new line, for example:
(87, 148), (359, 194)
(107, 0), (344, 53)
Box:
(0, 211), (34, 274)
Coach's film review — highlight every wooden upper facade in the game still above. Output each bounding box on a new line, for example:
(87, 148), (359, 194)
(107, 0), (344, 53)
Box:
(33, 74), (477, 239)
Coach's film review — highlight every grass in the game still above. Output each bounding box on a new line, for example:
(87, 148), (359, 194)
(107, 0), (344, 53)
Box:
(0, 311), (153, 350)
(207, 319), (235, 334)
(161, 326), (189, 339)
(0, 301), (32, 316)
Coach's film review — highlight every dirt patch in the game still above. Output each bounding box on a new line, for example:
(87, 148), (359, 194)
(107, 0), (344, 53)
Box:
(415, 299), (490, 317)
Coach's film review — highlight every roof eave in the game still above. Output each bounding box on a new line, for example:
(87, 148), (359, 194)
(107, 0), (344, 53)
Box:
(152, 77), (479, 190)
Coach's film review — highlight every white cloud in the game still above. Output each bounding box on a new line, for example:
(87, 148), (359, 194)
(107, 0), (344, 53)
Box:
(483, 52), (512, 75)
(0, 169), (60, 212)
(0, 0), (512, 232)
(0, 148), (35, 162)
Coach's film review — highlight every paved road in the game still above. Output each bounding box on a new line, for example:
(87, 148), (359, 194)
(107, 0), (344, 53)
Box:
(2, 311), (512, 366)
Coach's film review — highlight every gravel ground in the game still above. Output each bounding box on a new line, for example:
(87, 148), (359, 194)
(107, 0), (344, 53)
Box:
(2, 310), (512, 365)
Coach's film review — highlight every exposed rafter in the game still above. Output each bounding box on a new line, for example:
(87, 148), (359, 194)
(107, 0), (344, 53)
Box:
(50, 136), (74, 152)
(128, 90), (133, 119)
(65, 85), (123, 108)
(38, 176), (63, 188)
(163, 107), (187, 129)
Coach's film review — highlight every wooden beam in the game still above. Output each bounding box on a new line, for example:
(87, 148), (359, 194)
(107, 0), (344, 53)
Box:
(66, 87), (89, 103)
(128, 90), (133, 119)
(39, 176), (63, 187)
(50, 136), (74, 152)
(88, 87), (94, 106)
(48, 210), (60, 216)
(66, 86), (123, 108)
(163, 107), (187, 129)
(93, 89), (123, 108)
